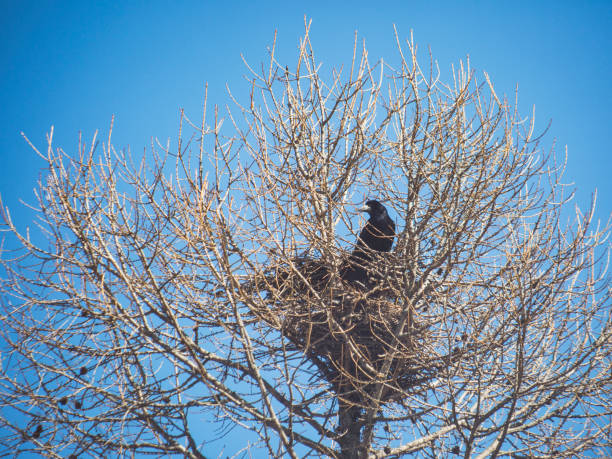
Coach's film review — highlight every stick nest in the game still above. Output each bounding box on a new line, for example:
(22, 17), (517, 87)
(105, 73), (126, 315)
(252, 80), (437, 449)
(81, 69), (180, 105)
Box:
(244, 255), (439, 403)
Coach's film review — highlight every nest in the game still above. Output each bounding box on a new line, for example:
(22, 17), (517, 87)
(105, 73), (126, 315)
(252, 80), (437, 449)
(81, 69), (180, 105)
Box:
(245, 256), (439, 404)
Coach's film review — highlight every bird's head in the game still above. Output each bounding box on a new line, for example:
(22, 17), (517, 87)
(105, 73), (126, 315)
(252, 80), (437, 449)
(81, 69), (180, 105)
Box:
(359, 200), (389, 219)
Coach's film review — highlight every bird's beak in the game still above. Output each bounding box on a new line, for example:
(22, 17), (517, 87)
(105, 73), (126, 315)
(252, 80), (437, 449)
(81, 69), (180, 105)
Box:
(357, 204), (371, 213)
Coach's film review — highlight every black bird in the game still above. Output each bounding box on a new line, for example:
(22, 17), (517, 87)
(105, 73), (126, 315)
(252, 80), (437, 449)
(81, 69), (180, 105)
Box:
(342, 200), (396, 287)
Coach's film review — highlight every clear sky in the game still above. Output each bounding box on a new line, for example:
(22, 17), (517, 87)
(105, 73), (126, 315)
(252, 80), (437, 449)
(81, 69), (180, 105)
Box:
(1, 1), (611, 229)
(0, 0), (610, 454)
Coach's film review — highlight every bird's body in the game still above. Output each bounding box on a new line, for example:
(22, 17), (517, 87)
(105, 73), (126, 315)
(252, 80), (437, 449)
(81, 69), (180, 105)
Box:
(352, 200), (395, 257)
(342, 200), (395, 287)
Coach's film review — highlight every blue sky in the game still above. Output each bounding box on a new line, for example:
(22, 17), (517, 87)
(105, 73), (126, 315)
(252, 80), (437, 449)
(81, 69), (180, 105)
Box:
(1, 1), (611, 230)
(0, 1), (610, 456)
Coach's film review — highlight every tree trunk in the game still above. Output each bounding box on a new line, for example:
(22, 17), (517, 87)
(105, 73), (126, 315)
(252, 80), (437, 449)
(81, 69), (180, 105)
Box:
(337, 401), (364, 459)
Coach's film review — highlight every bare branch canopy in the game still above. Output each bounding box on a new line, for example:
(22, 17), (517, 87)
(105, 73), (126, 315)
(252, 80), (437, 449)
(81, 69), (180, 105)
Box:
(1, 24), (610, 458)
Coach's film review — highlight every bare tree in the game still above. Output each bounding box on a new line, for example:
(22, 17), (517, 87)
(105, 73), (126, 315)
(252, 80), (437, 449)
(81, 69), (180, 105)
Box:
(1, 24), (610, 458)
